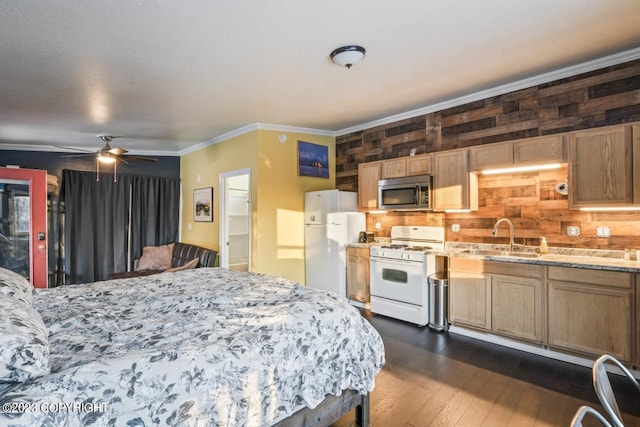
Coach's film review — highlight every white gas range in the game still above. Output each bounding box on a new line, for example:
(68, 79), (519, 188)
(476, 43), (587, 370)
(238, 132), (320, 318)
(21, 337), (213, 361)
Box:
(369, 226), (445, 326)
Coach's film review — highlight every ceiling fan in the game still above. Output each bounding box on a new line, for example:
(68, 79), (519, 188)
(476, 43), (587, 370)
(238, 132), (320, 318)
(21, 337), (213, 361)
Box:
(59, 135), (158, 182)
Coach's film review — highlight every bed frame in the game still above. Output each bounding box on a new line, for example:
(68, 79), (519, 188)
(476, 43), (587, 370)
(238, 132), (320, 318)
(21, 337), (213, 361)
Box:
(273, 390), (370, 427)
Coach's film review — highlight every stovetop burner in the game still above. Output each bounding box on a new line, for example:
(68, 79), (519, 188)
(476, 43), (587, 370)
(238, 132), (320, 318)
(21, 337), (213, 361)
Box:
(380, 244), (408, 249)
(377, 245), (433, 251)
(405, 246), (433, 251)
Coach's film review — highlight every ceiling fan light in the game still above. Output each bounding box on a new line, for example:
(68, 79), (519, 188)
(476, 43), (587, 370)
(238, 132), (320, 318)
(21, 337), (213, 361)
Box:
(330, 45), (366, 68)
(98, 153), (116, 164)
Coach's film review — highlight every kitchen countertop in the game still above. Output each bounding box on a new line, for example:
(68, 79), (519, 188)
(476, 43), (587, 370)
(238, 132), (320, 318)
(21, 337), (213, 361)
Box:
(344, 240), (640, 272)
(445, 242), (640, 273)
(345, 238), (390, 249)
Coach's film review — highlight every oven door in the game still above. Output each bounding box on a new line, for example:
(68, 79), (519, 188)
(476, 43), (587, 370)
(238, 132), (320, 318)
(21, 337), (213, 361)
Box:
(370, 257), (425, 305)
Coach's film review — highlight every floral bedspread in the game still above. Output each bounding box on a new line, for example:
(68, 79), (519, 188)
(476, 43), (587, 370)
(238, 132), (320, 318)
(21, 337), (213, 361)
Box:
(0, 268), (385, 426)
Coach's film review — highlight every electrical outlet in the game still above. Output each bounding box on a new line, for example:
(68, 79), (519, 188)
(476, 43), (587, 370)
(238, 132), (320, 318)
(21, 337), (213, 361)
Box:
(375, 222), (382, 229)
(596, 226), (610, 238)
(451, 224), (461, 232)
(567, 226), (580, 237)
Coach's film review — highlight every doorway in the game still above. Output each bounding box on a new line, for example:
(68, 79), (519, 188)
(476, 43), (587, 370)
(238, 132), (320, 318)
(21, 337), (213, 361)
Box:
(0, 167), (48, 287)
(220, 169), (251, 271)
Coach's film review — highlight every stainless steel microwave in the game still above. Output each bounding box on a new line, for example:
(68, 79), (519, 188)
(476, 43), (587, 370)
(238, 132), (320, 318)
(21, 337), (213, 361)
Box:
(378, 174), (432, 210)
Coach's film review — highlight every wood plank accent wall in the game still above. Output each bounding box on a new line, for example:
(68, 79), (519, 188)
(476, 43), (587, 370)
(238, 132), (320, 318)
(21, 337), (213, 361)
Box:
(365, 167), (640, 249)
(447, 167), (640, 250)
(343, 58), (640, 249)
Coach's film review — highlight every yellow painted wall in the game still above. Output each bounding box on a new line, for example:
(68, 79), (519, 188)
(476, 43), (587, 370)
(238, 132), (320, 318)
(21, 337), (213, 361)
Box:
(254, 130), (335, 283)
(180, 132), (259, 255)
(180, 129), (335, 284)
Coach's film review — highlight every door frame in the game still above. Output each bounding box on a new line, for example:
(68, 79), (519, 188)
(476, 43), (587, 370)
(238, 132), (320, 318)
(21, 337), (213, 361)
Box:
(0, 167), (48, 288)
(219, 168), (252, 270)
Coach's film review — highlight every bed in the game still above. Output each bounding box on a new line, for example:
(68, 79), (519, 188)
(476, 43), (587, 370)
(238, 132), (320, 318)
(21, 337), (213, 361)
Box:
(0, 267), (385, 426)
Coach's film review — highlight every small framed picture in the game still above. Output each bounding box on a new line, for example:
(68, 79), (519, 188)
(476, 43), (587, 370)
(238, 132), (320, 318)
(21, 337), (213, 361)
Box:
(298, 141), (329, 178)
(194, 187), (213, 222)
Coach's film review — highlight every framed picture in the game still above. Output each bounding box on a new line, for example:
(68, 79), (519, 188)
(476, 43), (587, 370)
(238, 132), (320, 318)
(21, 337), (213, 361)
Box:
(298, 141), (329, 178)
(194, 187), (213, 222)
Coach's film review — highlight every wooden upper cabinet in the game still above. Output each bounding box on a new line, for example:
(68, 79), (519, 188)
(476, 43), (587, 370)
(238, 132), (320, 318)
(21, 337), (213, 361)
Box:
(381, 158), (406, 179)
(514, 135), (566, 165)
(381, 154), (432, 178)
(470, 135), (566, 171)
(470, 142), (513, 170)
(569, 125), (635, 208)
(406, 153), (432, 176)
(433, 148), (478, 211)
(358, 161), (381, 211)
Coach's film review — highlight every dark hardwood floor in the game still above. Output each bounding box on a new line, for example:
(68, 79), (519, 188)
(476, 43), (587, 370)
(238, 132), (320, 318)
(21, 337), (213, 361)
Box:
(333, 311), (640, 427)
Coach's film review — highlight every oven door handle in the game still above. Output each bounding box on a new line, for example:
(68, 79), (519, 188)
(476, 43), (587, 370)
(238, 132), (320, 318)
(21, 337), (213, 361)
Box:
(370, 257), (421, 266)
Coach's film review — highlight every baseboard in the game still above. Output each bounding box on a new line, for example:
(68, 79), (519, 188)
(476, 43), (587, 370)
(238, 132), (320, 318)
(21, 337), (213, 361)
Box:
(448, 325), (639, 378)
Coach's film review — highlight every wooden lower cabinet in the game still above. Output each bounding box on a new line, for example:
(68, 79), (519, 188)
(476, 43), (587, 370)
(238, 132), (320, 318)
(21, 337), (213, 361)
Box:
(547, 266), (633, 363)
(346, 247), (370, 303)
(492, 274), (542, 343)
(449, 258), (543, 343)
(449, 270), (491, 330)
(449, 259), (638, 362)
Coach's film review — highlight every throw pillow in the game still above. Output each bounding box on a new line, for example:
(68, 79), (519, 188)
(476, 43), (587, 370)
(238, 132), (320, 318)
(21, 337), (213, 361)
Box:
(136, 243), (175, 271)
(165, 257), (199, 272)
(0, 267), (34, 305)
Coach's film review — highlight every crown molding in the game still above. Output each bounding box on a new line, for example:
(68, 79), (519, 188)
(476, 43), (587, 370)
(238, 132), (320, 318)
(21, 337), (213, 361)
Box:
(0, 142), (176, 156)
(178, 122), (336, 155)
(336, 47), (640, 136)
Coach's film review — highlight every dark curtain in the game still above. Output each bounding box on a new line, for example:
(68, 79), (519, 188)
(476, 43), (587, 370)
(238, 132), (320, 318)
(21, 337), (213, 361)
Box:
(59, 170), (132, 284)
(129, 176), (180, 268)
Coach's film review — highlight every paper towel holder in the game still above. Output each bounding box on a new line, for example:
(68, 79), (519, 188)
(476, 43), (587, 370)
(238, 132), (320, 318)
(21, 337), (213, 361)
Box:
(556, 182), (568, 195)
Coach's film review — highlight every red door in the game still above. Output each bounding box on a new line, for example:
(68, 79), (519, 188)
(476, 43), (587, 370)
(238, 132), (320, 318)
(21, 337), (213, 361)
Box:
(0, 167), (48, 288)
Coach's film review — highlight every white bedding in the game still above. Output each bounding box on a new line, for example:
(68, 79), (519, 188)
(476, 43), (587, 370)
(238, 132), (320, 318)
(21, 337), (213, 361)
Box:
(0, 268), (385, 426)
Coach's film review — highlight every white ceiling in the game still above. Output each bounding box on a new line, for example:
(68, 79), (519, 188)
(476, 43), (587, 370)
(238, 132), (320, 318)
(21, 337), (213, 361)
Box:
(1, 0), (639, 155)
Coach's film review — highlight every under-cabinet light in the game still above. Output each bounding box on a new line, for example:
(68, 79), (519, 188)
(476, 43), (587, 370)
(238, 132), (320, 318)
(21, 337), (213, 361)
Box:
(444, 209), (471, 213)
(481, 163), (563, 175)
(368, 210), (387, 214)
(579, 206), (640, 212)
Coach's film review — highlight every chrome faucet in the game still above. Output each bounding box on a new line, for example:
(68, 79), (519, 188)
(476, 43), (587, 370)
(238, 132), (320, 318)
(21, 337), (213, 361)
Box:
(491, 218), (515, 253)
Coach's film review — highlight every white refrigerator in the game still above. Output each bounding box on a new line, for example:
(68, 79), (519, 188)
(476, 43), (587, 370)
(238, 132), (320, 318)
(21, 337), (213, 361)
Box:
(304, 190), (365, 298)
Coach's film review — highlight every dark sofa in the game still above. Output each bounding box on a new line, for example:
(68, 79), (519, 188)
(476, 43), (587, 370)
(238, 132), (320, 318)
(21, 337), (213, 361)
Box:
(109, 242), (217, 280)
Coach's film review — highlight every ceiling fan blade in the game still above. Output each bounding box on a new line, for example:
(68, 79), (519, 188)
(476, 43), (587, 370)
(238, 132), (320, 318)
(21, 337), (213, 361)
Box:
(108, 147), (128, 155)
(121, 155), (158, 163)
(60, 153), (96, 158)
(53, 145), (94, 153)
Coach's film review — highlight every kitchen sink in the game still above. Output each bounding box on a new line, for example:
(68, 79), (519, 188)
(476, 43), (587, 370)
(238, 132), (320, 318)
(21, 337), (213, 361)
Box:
(461, 249), (540, 258)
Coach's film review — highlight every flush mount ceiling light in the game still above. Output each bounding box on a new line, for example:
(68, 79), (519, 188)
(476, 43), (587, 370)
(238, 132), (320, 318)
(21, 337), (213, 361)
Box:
(330, 45), (366, 68)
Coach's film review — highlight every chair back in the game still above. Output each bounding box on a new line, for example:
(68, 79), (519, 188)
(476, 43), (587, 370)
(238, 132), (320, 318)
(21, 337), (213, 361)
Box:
(592, 354), (640, 427)
(570, 405), (612, 427)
